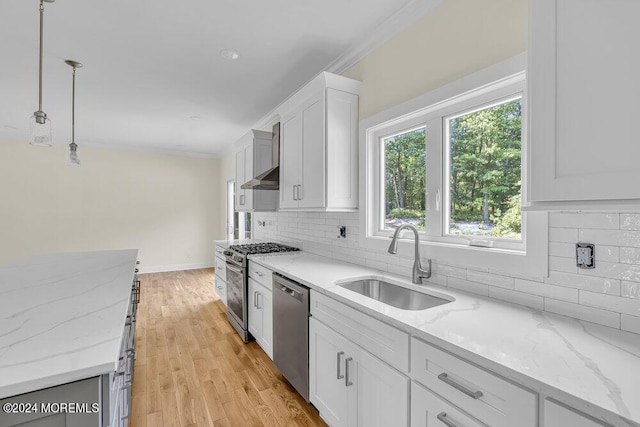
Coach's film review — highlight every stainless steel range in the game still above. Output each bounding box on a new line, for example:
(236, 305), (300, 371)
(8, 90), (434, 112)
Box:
(223, 242), (299, 342)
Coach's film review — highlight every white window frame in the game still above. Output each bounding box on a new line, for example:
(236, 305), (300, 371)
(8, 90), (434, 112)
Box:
(360, 54), (548, 277)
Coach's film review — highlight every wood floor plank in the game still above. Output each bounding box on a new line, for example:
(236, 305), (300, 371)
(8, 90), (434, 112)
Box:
(130, 268), (326, 427)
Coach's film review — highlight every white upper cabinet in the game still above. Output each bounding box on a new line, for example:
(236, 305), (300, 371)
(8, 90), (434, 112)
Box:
(278, 72), (360, 211)
(528, 0), (640, 206)
(235, 129), (277, 212)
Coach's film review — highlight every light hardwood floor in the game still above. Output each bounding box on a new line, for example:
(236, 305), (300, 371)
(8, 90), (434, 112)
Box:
(130, 268), (327, 427)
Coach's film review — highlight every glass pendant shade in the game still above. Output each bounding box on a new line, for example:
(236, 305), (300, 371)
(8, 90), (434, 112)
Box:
(30, 111), (52, 146)
(67, 142), (80, 166)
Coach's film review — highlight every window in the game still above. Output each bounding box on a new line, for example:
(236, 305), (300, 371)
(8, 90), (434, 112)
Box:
(382, 126), (426, 231)
(362, 55), (548, 276)
(445, 96), (522, 240)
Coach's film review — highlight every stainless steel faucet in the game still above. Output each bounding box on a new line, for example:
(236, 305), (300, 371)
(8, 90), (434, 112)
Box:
(387, 224), (432, 284)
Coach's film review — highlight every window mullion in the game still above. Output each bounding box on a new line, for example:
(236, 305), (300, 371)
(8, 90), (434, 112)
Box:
(425, 117), (443, 239)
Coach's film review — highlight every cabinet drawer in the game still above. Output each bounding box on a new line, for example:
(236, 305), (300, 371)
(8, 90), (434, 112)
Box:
(411, 381), (484, 427)
(215, 256), (226, 282)
(411, 338), (536, 427)
(215, 277), (227, 306)
(214, 245), (226, 258)
(249, 262), (273, 289)
(311, 291), (409, 372)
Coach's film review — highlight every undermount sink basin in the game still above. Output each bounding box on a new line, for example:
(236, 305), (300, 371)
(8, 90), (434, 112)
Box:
(339, 278), (452, 310)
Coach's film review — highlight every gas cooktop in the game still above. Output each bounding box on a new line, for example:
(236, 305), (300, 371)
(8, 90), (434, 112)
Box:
(228, 242), (300, 255)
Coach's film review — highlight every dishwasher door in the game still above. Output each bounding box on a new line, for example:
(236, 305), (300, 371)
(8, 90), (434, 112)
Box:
(272, 273), (310, 402)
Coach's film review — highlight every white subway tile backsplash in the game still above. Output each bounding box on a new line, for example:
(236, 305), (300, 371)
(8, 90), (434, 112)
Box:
(447, 277), (489, 297)
(549, 227), (578, 243)
(434, 264), (467, 280)
(621, 281), (640, 299)
(579, 291), (640, 317)
(549, 212), (619, 229)
(515, 279), (579, 303)
(544, 299), (620, 329)
(621, 315), (640, 334)
(620, 214), (640, 230)
(544, 271), (620, 295)
(548, 256), (577, 273)
(488, 287), (544, 310)
(252, 211), (640, 334)
(620, 247), (640, 265)
(579, 229), (640, 248)
(467, 270), (514, 290)
(578, 261), (640, 282)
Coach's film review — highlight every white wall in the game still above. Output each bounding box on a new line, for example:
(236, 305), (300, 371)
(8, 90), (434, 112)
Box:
(0, 140), (221, 271)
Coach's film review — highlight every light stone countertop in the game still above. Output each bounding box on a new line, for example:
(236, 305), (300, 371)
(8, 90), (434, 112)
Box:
(249, 251), (640, 427)
(0, 249), (138, 399)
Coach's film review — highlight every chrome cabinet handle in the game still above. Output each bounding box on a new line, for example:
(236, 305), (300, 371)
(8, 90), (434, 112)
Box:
(436, 412), (459, 427)
(437, 373), (483, 399)
(257, 292), (262, 309)
(253, 291), (258, 308)
(292, 185), (297, 200)
(336, 351), (345, 379)
(345, 357), (353, 386)
(239, 194), (245, 205)
(256, 271), (264, 277)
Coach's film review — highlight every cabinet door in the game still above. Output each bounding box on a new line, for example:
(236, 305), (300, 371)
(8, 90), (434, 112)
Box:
(235, 149), (246, 211)
(411, 381), (484, 427)
(326, 88), (359, 210)
(258, 287), (273, 359)
(280, 112), (301, 209)
(242, 144), (254, 210)
(354, 348), (409, 427)
(299, 92), (325, 209)
(309, 318), (350, 427)
(247, 278), (261, 340)
(543, 399), (607, 427)
(529, 0), (640, 202)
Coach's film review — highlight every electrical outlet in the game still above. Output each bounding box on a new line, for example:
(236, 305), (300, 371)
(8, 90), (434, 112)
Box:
(576, 243), (595, 269)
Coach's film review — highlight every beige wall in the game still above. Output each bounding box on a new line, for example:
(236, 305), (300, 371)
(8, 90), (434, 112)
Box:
(343, 0), (527, 119)
(0, 140), (221, 270)
(217, 148), (236, 238)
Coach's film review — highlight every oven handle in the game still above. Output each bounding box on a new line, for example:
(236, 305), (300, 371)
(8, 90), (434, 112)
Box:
(226, 263), (244, 274)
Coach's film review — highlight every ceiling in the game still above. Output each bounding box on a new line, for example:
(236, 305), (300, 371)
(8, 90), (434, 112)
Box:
(0, 0), (432, 157)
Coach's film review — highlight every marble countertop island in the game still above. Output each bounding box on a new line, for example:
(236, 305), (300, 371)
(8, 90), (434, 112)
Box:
(0, 250), (138, 399)
(250, 251), (640, 427)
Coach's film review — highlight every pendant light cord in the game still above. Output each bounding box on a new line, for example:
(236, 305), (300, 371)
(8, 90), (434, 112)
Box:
(71, 66), (75, 144)
(38, 0), (44, 112)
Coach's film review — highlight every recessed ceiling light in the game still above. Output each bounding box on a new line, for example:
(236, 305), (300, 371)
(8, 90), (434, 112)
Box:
(189, 116), (201, 121)
(220, 48), (239, 60)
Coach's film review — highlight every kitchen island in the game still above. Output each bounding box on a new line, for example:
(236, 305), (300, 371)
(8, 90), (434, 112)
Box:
(0, 250), (139, 427)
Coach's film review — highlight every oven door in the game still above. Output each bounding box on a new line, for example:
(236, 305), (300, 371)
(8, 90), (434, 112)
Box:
(225, 260), (247, 332)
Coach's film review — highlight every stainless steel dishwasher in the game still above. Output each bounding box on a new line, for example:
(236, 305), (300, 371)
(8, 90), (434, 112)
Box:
(272, 272), (310, 402)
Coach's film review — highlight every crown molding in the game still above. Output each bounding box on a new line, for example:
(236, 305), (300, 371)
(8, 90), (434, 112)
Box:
(249, 0), (443, 134)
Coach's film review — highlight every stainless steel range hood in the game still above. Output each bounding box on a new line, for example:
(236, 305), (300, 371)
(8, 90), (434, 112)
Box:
(241, 122), (280, 190)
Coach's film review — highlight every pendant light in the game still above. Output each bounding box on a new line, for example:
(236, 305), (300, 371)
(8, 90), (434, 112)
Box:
(30, 0), (55, 147)
(65, 60), (82, 166)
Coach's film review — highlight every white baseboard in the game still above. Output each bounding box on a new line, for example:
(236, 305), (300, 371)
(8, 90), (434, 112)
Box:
(138, 261), (215, 274)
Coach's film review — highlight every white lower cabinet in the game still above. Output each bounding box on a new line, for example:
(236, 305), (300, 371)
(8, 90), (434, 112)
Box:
(309, 317), (409, 427)
(214, 247), (227, 306)
(248, 277), (273, 359)
(544, 399), (609, 427)
(411, 381), (483, 427)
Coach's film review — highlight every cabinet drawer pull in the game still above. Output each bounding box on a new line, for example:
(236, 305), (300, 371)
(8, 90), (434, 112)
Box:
(336, 351), (345, 379)
(256, 292), (262, 309)
(345, 357), (353, 387)
(436, 412), (460, 427)
(254, 291), (258, 307)
(292, 185), (297, 200)
(256, 271), (264, 277)
(437, 372), (483, 399)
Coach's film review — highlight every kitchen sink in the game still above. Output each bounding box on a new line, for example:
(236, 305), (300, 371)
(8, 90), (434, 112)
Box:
(338, 278), (452, 310)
